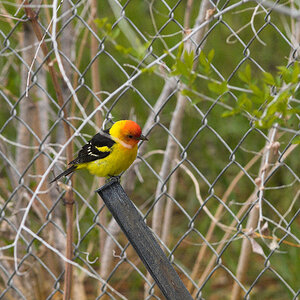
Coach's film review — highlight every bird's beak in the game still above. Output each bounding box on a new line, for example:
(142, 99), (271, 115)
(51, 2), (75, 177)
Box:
(139, 134), (148, 141)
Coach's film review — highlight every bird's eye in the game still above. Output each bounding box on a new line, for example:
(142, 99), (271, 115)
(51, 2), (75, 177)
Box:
(128, 135), (133, 139)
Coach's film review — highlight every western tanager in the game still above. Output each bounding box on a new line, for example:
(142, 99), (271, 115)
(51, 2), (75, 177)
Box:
(50, 120), (147, 183)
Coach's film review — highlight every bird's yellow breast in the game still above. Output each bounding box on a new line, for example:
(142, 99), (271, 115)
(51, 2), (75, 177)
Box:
(77, 143), (138, 177)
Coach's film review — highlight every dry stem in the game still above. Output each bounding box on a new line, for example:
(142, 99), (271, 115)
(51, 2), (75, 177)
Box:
(24, 2), (74, 299)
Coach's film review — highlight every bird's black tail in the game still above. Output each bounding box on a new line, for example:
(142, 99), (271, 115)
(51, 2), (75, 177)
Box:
(50, 165), (77, 183)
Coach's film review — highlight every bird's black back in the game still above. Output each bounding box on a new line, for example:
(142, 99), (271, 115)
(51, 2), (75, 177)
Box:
(69, 129), (115, 165)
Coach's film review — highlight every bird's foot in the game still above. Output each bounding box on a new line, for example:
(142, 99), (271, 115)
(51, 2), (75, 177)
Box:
(106, 175), (121, 184)
(95, 175), (121, 193)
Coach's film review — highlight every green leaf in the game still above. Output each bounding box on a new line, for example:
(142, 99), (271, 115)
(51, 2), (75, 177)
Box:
(292, 136), (300, 144)
(190, 73), (197, 83)
(291, 62), (299, 83)
(249, 83), (264, 98)
(252, 109), (262, 118)
(115, 44), (132, 55)
(237, 94), (252, 111)
(277, 66), (292, 83)
(169, 69), (180, 77)
(130, 41), (152, 59)
(277, 66), (286, 74)
(110, 28), (120, 39)
(276, 91), (289, 114)
(238, 64), (251, 84)
(263, 72), (275, 85)
(141, 65), (157, 74)
(198, 51), (211, 74)
(177, 60), (189, 76)
(181, 89), (201, 103)
(180, 75), (191, 85)
(177, 43), (184, 59)
(94, 18), (108, 28)
(294, 86), (300, 99)
(274, 75), (282, 87)
(199, 51), (207, 67)
(222, 108), (240, 117)
(287, 106), (300, 114)
(105, 23), (112, 34)
(208, 49), (215, 63)
(181, 89), (195, 98)
(184, 50), (194, 70)
(208, 81), (228, 94)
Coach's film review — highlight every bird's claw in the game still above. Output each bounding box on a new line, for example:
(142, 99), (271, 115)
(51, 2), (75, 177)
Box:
(106, 175), (121, 184)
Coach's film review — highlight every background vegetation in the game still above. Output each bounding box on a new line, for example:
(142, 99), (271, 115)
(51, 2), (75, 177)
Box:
(0, 0), (299, 299)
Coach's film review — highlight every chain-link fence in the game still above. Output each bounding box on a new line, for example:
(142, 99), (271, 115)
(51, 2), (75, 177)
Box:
(0, 0), (299, 299)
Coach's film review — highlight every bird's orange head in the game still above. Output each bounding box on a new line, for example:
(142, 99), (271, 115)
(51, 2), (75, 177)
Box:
(109, 120), (147, 148)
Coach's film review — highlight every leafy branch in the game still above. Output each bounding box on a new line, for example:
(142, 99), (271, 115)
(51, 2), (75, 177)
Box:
(225, 62), (300, 130)
(169, 47), (300, 141)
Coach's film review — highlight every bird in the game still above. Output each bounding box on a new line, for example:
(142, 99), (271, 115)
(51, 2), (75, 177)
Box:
(50, 120), (147, 183)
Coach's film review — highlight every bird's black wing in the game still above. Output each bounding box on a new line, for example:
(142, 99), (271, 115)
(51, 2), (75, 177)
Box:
(69, 129), (115, 165)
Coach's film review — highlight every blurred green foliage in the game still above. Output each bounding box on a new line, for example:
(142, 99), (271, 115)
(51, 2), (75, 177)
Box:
(0, 0), (299, 299)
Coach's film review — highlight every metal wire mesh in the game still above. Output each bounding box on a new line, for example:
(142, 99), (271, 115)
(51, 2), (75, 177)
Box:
(0, 0), (299, 299)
